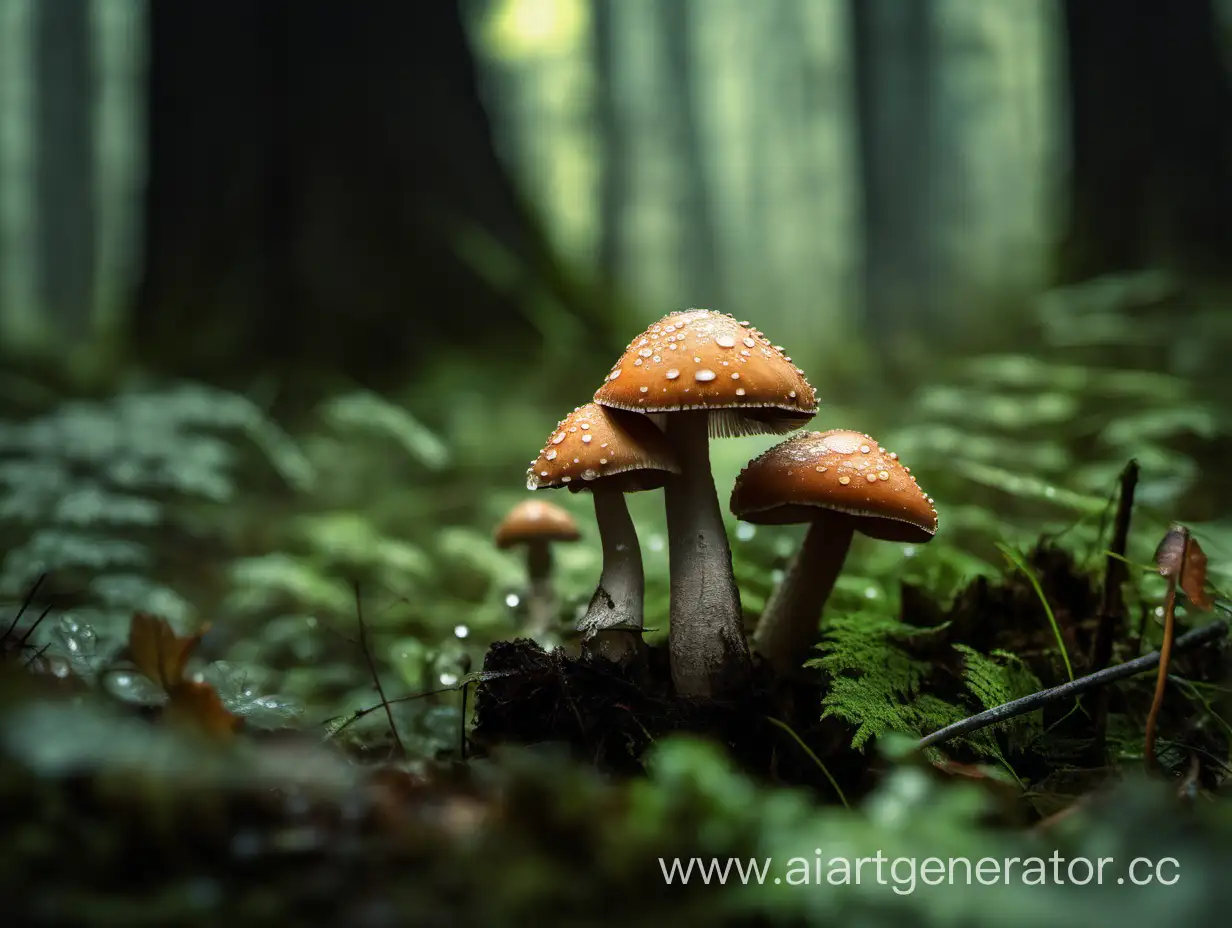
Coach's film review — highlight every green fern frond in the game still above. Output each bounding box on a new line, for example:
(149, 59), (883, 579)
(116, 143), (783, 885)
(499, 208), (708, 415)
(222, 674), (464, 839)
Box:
(953, 645), (1044, 753)
(811, 613), (958, 750)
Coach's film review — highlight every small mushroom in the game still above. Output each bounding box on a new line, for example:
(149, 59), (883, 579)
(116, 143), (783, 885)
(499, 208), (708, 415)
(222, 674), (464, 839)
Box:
(730, 429), (937, 676)
(594, 308), (817, 697)
(526, 403), (678, 663)
(494, 498), (581, 638)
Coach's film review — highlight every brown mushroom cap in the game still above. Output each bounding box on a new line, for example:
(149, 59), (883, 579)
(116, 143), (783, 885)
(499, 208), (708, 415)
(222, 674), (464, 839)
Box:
(593, 308), (817, 437)
(526, 403), (679, 493)
(730, 429), (938, 543)
(494, 498), (581, 549)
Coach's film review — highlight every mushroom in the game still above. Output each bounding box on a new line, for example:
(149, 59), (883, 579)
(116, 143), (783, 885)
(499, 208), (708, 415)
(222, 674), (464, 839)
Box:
(526, 402), (679, 663)
(494, 498), (581, 638)
(729, 429), (937, 676)
(594, 308), (817, 697)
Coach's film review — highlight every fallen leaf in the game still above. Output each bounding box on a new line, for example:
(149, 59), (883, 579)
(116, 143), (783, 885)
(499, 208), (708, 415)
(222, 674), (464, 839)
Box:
(128, 612), (205, 690)
(166, 681), (240, 738)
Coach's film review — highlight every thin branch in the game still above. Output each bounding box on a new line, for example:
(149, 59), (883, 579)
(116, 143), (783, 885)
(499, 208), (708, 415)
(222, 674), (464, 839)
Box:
(3, 573), (46, 640)
(918, 609), (1230, 750)
(321, 669), (521, 740)
(353, 582), (405, 758)
(17, 604), (54, 647)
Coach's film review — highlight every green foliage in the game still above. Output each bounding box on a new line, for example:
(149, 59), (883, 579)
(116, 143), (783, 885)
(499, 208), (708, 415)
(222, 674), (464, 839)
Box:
(0, 383), (311, 635)
(811, 613), (962, 750)
(953, 644), (1044, 752)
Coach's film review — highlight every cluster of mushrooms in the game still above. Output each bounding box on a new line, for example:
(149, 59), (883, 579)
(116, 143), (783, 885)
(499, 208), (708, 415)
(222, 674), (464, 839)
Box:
(494, 309), (939, 700)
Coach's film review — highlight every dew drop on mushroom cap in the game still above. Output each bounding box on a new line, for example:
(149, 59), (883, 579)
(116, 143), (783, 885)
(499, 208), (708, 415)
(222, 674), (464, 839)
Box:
(526, 402), (679, 494)
(593, 309), (818, 437)
(730, 429), (937, 676)
(730, 429), (937, 541)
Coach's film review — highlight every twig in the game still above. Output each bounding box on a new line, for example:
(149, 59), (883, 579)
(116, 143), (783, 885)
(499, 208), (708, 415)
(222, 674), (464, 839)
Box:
(353, 582), (405, 758)
(17, 605), (53, 647)
(321, 669), (521, 740)
(3, 573), (46, 641)
(459, 681), (469, 760)
(1092, 460), (1137, 669)
(918, 609), (1230, 750)
(1090, 461), (1138, 758)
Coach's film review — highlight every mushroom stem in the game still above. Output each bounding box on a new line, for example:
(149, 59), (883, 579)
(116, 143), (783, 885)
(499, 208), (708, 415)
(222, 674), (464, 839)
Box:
(662, 410), (751, 697)
(578, 484), (645, 663)
(753, 518), (854, 675)
(524, 540), (558, 637)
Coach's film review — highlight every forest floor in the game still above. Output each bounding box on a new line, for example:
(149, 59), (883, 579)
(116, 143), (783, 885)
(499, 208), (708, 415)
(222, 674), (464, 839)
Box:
(3, 531), (1232, 927)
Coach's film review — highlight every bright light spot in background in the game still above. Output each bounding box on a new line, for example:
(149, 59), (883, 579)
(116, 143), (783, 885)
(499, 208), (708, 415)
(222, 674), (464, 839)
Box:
(735, 522), (756, 542)
(902, 546), (916, 558)
(440, 673), (459, 687)
(647, 535), (665, 553)
(485, 0), (585, 60)
(454, 624), (469, 639)
(864, 586), (879, 600)
(505, 592), (521, 608)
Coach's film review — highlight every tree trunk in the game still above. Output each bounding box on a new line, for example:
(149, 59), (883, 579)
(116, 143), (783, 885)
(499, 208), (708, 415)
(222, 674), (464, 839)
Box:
(34, 0), (97, 346)
(134, 0), (583, 394)
(1059, 0), (1232, 280)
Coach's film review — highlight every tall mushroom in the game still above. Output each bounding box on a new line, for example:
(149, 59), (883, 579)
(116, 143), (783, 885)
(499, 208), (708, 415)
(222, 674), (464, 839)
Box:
(494, 498), (580, 638)
(594, 309), (817, 697)
(526, 402), (678, 663)
(730, 429), (937, 676)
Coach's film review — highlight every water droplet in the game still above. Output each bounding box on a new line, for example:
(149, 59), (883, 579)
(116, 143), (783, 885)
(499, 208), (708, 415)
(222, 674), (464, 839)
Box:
(634, 358), (643, 366)
(582, 434), (592, 443)
(693, 356), (702, 363)
(731, 372), (740, 380)
(735, 388), (746, 396)
(866, 473), (877, 482)
(562, 476), (572, 483)
(581, 468), (598, 480)
(580, 423), (589, 429)
(608, 369), (621, 380)
(540, 470), (548, 477)
(599, 458), (608, 465)
(743, 337), (756, 348)
(639, 348), (652, 358)
(545, 450), (557, 460)
(838, 475), (851, 485)
(694, 369), (716, 382)
(715, 334), (736, 348)
(668, 344), (678, 350)
(788, 391), (797, 399)
(640, 386), (649, 393)
(653, 355), (662, 362)
(815, 465), (827, 472)
(878, 471), (890, 480)
(859, 444), (871, 453)
(665, 369), (680, 380)
(552, 433), (566, 445)
(889, 452), (898, 461)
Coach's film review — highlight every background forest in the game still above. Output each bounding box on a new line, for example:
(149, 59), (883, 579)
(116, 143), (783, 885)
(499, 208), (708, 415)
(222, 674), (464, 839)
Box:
(2, 1), (1232, 925)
